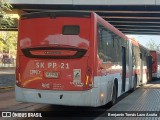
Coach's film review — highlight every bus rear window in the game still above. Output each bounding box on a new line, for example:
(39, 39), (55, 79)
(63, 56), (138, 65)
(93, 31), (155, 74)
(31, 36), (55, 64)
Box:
(63, 25), (80, 35)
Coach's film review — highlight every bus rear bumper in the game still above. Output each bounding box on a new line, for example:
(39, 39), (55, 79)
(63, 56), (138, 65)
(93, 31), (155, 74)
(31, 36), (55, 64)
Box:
(15, 85), (101, 107)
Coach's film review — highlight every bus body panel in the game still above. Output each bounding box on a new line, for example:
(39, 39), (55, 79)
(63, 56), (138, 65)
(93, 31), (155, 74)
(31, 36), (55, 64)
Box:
(96, 15), (134, 97)
(150, 51), (157, 74)
(150, 51), (160, 78)
(16, 13), (93, 91)
(131, 39), (150, 86)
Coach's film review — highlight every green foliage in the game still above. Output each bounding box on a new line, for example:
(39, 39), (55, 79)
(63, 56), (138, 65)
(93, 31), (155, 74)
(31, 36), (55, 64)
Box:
(0, 0), (13, 28)
(0, 40), (4, 51)
(145, 40), (159, 51)
(0, 31), (17, 56)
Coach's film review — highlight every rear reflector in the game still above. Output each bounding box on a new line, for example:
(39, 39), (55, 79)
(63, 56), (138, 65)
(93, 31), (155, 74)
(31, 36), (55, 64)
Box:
(30, 50), (77, 56)
(22, 47), (87, 59)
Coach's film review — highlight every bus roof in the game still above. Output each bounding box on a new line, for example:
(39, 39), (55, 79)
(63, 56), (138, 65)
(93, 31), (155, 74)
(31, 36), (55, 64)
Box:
(21, 11), (91, 19)
(20, 11), (128, 42)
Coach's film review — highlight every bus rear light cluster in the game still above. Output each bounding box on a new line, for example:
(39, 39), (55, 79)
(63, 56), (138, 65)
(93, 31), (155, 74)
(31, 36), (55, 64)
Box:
(85, 67), (93, 89)
(85, 76), (93, 87)
(85, 75), (89, 85)
(16, 65), (22, 87)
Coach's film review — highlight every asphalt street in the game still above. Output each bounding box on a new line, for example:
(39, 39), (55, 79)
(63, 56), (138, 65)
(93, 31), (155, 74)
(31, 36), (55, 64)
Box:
(0, 69), (15, 88)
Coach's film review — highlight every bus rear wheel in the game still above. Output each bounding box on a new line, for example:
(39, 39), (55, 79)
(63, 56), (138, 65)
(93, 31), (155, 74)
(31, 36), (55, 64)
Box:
(109, 83), (117, 106)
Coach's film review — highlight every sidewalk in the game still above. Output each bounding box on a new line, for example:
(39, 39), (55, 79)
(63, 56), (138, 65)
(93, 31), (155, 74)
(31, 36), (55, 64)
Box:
(0, 68), (15, 89)
(96, 80), (160, 120)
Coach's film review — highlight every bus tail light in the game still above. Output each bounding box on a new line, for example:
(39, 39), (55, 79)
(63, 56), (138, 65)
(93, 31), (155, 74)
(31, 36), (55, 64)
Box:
(85, 67), (93, 90)
(16, 60), (22, 87)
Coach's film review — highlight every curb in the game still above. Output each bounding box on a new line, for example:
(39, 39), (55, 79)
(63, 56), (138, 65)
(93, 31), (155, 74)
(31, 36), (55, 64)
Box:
(0, 67), (15, 70)
(0, 86), (14, 90)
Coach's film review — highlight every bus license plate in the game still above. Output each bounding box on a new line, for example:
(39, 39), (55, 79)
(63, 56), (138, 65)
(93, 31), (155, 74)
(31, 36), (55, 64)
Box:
(45, 72), (59, 78)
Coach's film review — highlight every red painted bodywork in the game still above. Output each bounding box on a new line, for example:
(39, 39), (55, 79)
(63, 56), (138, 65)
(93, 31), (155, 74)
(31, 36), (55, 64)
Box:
(150, 51), (157, 73)
(16, 13), (95, 91)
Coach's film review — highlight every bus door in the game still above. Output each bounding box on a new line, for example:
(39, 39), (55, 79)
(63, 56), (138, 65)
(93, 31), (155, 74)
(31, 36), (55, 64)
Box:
(122, 47), (126, 92)
(128, 41), (133, 90)
(140, 53), (143, 84)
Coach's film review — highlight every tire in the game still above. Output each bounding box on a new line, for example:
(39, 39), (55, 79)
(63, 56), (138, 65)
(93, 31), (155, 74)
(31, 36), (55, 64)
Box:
(109, 83), (117, 106)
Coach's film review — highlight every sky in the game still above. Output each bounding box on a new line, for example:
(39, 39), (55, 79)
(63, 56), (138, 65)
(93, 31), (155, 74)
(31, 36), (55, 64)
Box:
(126, 34), (160, 48)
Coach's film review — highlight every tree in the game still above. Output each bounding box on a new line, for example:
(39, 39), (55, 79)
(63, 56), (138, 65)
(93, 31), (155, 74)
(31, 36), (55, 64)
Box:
(0, 0), (13, 28)
(0, 31), (17, 57)
(145, 40), (159, 51)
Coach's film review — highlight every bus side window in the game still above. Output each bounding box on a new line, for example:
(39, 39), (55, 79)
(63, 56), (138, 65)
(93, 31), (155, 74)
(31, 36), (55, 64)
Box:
(97, 25), (107, 62)
(98, 26), (103, 61)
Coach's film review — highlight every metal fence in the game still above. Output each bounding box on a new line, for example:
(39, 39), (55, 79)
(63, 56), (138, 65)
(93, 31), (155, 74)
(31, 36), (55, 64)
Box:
(0, 58), (16, 67)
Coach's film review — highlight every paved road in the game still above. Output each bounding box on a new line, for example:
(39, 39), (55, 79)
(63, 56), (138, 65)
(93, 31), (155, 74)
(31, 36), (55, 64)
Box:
(95, 80), (160, 120)
(0, 69), (15, 88)
(0, 89), (49, 111)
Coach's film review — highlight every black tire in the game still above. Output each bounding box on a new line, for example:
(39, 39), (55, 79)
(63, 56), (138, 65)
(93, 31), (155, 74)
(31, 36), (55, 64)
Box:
(109, 83), (117, 106)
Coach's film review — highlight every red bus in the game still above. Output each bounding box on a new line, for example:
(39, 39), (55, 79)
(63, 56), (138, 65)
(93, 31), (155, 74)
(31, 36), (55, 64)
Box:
(16, 11), (150, 107)
(150, 50), (160, 79)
